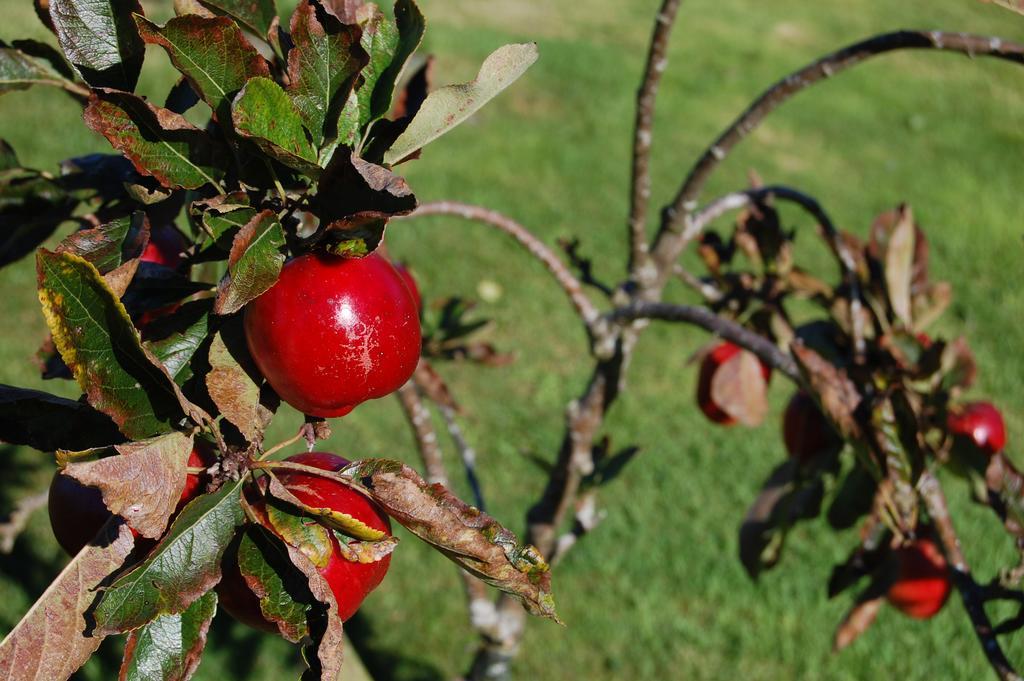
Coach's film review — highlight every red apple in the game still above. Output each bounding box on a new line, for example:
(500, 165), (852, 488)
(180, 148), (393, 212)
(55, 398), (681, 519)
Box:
(141, 224), (189, 269)
(782, 392), (840, 463)
(218, 452), (392, 630)
(696, 342), (771, 425)
(886, 539), (951, 619)
(947, 401), (1006, 457)
(48, 443), (214, 556)
(392, 261), (421, 313)
(244, 252), (421, 418)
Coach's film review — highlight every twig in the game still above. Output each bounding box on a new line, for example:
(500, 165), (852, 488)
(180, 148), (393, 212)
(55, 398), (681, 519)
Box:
(439, 404), (486, 512)
(550, 490), (605, 567)
(650, 30), (1024, 284)
(605, 301), (801, 381)
(0, 490), (48, 554)
(409, 202), (601, 329)
(628, 0), (684, 279)
(672, 264), (723, 302)
(918, 472), (1023, 681)
(690, 185), (867, 357)
(560, 237), (614, 297)
(396, 381), (448, 486)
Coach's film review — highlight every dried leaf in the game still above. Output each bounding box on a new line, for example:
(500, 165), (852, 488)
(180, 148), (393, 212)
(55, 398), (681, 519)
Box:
(343, 459), (559, 621)
(710, 349), (768, 427)
(792, 343), (862, 440)
(383, 42), (538, 164)
(833, 597), (882, 652)
(206, 328), (262, 441)
(119, 590), (217, 681)
(0, 522), (135, 681)
(884, 205), (915, 327)
(412, 360), (459, 411)
(317, 151), (417, 232)
(63, 432), (195, 539)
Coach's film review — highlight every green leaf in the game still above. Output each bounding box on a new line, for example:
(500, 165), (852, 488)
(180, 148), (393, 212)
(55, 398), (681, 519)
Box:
(0, 384), (124, 451)
(366, 0), (424, 128)
(197, 0), (278, 37)
(232, 527), (310, 642)
(36, 249), (203, 439)
(63, 432), (195, 539)
(49, 0), (145, 91)
(0, 522), (135, 681)
(84, 89), (228, 190)
(145, 301), (212, 385)
(0, 139), (18, 171)
(136, 14), (270, 117)
(119, 590), (218, 681)
(213, 210), (285, 315)
(287, 0), (367, 150)
(354, 3), (399, 130)
(231, 77), (320, 174)
(342, 459), (560, 621)
(92, 478), (246, 634)
(384, 43), (538, 165)
(206, 328), (263, 442)
(56, 212), (148, 273)
(0, 43), (72, 95)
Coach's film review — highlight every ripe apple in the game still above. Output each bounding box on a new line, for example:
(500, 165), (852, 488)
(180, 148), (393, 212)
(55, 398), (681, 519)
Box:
(244, 252), (421, 418)
(48, 443), (213, 556)
(141, 224), (189, 269)
(947, 401), (1006, 457)
(782, 392), (840, 463)
(392, 261), (422, 313)
(886, 538), (951, 619)
(218, 452), (392, 629)
(696, 341), (771, 425)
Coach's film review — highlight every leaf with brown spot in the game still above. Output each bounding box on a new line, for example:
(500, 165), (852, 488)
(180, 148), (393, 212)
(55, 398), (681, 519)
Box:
(792, 342), (862, 441)
(342, 459), (559, 621)
(214, 210), (285, 315)
(263, 470), (388, 542)
(63, 432), (195, 539)
(118, 590), (217, 681)
(317, 152), (417, 233)
(36, 250), (207, 439)
(710, 348), (768, 427)
(0, 521), (135, 681)
(206, 328), (262, 442)
(84, 90), (229, 190)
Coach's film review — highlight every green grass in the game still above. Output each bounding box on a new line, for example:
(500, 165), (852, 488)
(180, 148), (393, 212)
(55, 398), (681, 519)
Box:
(2, 0), (1024, 679)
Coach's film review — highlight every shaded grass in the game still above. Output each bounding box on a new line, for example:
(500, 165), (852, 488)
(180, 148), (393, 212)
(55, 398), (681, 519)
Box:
(1, 0), (1024, 679)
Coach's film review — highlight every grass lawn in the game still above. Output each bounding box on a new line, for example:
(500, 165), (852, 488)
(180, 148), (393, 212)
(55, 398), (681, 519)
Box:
(2, 0), (1024, 679)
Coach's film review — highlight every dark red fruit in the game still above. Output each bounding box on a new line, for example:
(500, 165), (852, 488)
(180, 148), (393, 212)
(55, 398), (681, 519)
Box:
(218, 452), (392, 630)
(782, 392), (840, 463)
(886, 539), (951, 619)
(947, 401), (1007, 456)
(392, 262), (421, 312)
(244, 253), (421, 418)
(48, 444), (213, 557)
(141, 224), (189, 269)
(696, 342), (771, 425)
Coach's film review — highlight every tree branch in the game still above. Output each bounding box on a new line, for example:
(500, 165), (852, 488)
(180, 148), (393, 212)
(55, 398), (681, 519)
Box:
(438, 403), (486, 512)
(918, 472), (1023, 681)
(396, 381), (447, 486)
(628, 0), (684, 278)
(0, 489), (48, 554)
(649, 30), (1024, 283)
(605, 301), (801, 381)
(410, 202), (601, 329)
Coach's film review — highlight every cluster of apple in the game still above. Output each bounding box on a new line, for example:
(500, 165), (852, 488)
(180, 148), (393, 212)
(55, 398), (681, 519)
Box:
(697, 340), (1008, 619)
(48, 224), (424, 625)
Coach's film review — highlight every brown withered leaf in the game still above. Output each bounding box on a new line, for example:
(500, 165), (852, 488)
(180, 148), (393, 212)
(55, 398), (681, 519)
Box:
(335, 534), (399, 564)
(0, 521), (135, 680)
(321, 0), (363, 22)
(833, 596), (882, 652)
(63, 431), (195, 539)
(316, 152), (417, 232)
(103, 258), (140, 298)
(883, 205), (915, 328)
(206, 328), (263, 442)
(413, 359), (459, 411)
(940, 336), (977, 392)
(342, 460), (560, 621)
(792, 342), (862, 440)
(710, 349), (768, 427)
(912, 280), (951, 332)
